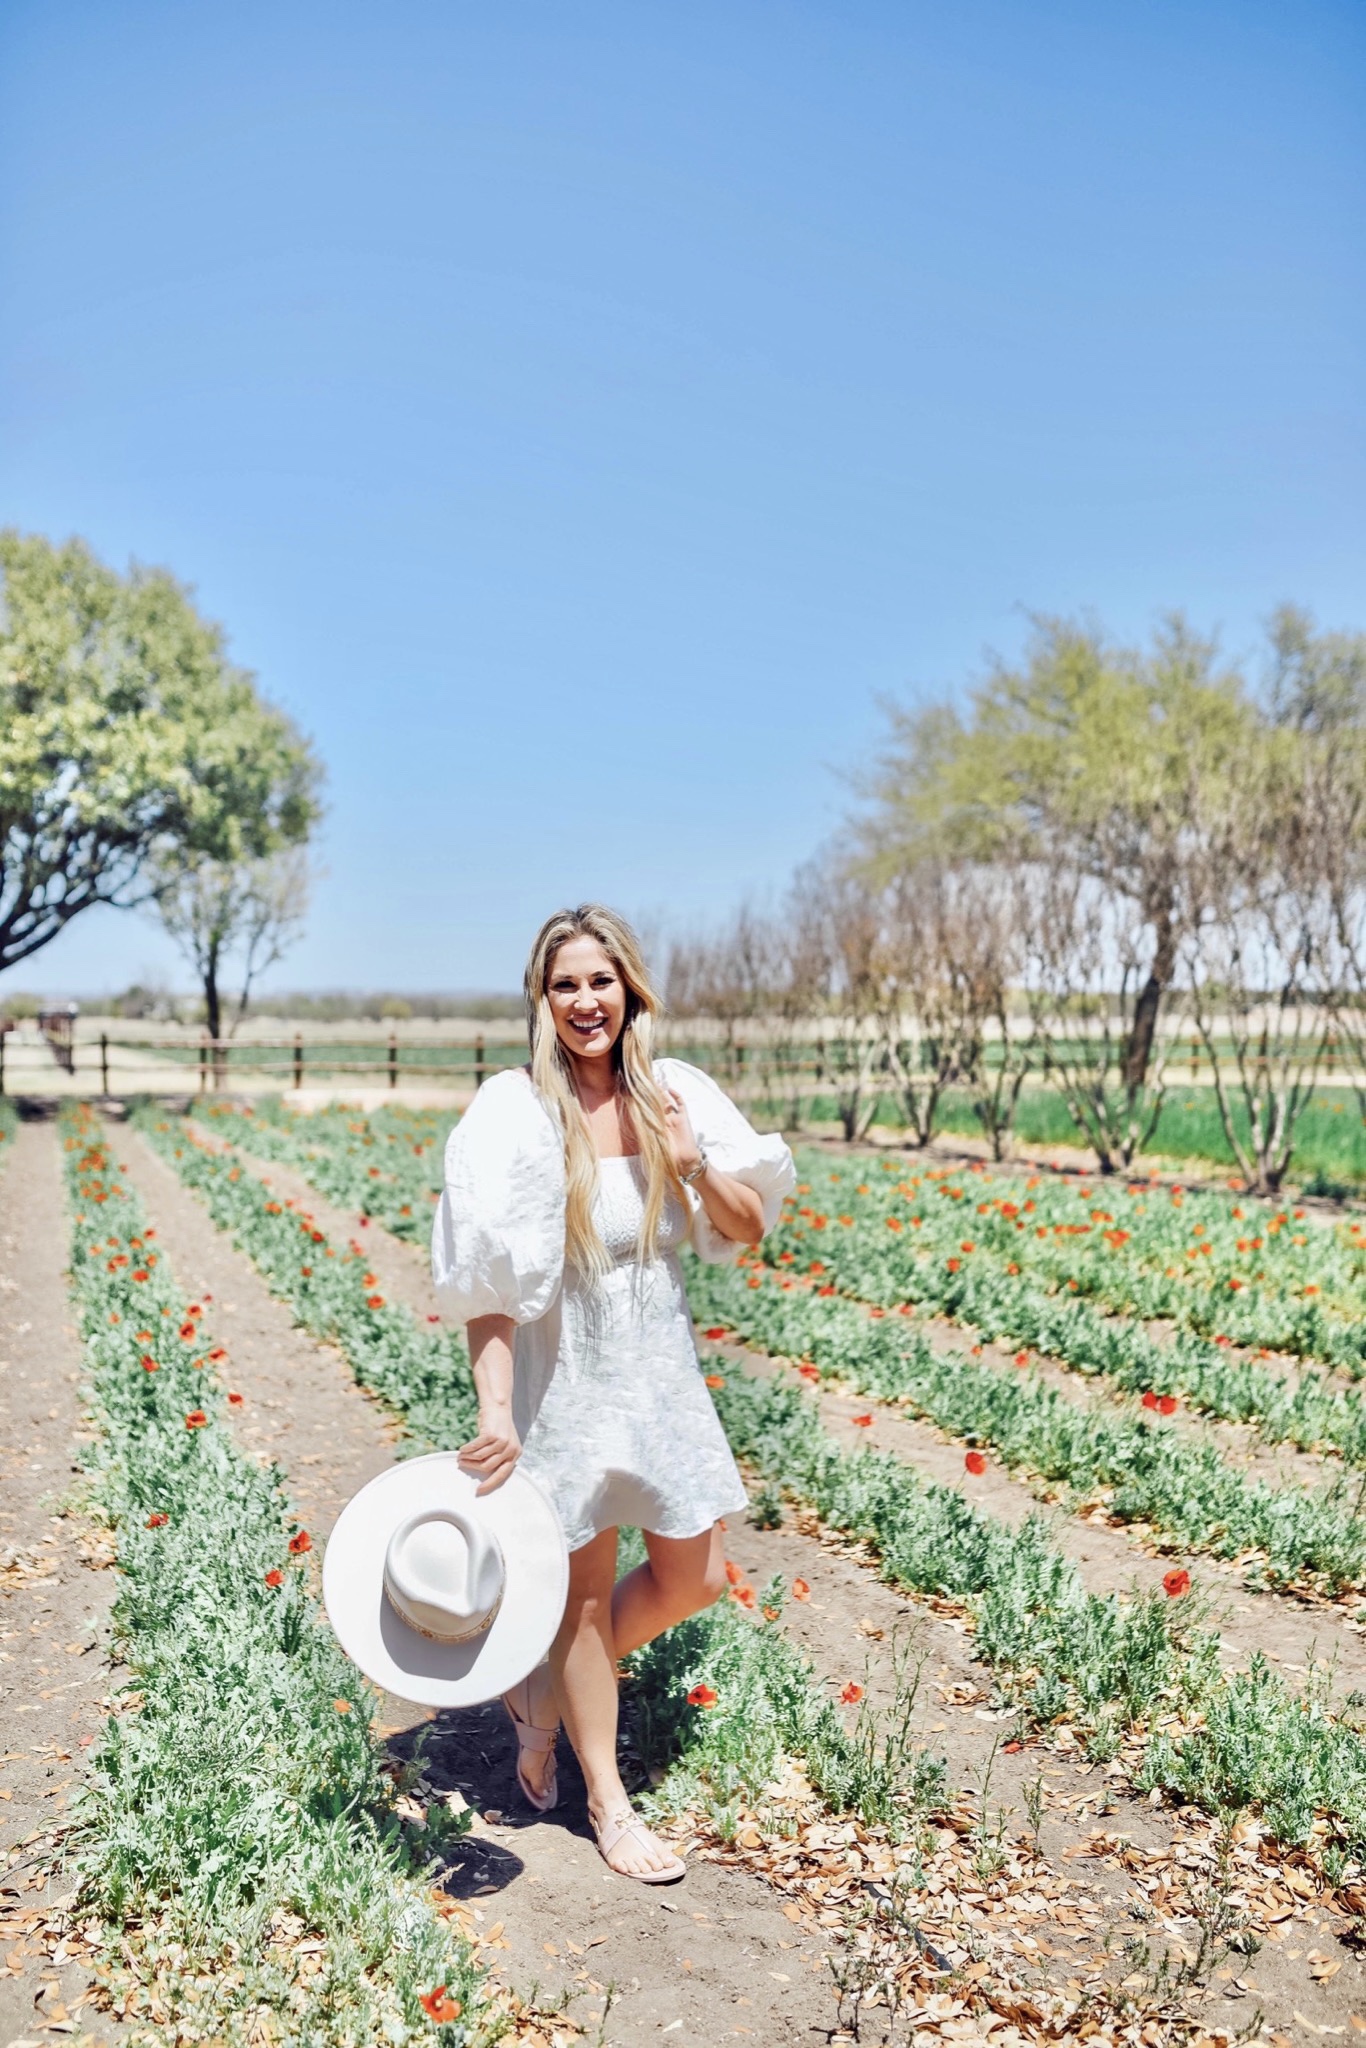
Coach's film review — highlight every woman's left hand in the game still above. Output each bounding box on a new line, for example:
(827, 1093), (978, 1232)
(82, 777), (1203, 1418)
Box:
(663, 1086), (704, 1178)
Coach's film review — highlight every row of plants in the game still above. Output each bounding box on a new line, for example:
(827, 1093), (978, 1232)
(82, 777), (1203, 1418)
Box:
(705, 1361), (1366, 1867)
(145, 1104), (1366, 1891)
(688, 1252), (1366, 1596)
(197, 1098), (447, 1242)
(133, 1106), (949, 1852)
(769, 1162), (1366, 1471)
(133, 1108), (479, 1448)
(58, 1101), (489, 2045)
(0, 1096), (16, 1150)
(777, 1152), (1366, 1371)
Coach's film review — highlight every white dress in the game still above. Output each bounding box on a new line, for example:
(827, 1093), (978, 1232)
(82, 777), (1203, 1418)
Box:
(431, 1058), (795, 1552)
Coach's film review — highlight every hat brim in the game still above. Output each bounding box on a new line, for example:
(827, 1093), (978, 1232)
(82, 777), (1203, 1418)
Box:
(322, 1454), (568, 1708)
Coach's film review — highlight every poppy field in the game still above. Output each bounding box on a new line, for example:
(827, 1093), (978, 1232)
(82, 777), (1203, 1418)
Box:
(10, 1100), (1366, 2048)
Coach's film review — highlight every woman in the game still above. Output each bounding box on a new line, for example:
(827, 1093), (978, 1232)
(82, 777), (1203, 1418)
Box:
(432, 904), (793, 1883)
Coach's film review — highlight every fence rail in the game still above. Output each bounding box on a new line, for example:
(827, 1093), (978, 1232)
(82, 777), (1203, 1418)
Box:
(0, 1024), (1359, 1099)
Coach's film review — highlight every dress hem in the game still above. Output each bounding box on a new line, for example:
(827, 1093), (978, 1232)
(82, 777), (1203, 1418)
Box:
(565, 1496), (748, 1556)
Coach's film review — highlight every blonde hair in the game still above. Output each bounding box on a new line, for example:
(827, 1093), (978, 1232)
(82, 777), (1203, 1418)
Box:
(524, 904), (683, 1279)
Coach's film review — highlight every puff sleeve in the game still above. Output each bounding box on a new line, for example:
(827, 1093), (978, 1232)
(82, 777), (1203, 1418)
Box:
(430, 1070), (566, 1324)
(657, 1057), (796, 1264)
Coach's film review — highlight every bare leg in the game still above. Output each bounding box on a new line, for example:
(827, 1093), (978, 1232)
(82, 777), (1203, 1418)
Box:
(547, 1528), (681, 1878)
(612, 1523), (727, 1658)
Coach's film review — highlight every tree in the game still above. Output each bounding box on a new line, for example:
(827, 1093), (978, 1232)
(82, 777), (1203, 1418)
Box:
(1183, 734), (1330, 1195)
(152, 847), (313, 1048)
(859, 615), (1255, 1094)
(1017, 843), (1189, 1172)
(0, 531), (322, 974)
(877, 860), (1030, 1156)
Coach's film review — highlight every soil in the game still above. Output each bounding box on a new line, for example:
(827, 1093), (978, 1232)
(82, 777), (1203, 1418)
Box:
(0, 1112), (118, 2048)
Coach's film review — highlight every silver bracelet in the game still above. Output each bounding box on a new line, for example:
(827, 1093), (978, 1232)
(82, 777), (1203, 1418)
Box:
(679, 1147), (709, 1187)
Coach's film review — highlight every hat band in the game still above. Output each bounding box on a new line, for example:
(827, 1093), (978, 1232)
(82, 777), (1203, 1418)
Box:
(385, 1579), (505, 1646)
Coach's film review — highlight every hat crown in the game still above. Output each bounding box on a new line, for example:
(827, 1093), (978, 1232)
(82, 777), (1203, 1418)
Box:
(383, 1507), (505, 1644)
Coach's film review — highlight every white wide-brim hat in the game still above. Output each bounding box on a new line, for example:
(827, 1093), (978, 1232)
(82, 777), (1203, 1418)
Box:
(323, 1453), (568, 1709)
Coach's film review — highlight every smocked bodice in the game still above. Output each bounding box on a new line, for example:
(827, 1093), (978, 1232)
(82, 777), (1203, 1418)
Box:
(591, 1155), (690, 1264)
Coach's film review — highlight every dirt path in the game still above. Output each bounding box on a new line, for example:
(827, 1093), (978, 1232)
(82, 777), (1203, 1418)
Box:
(118, 1122), (839, 2047)
(0, 1115), (117, 2047)
(190, 1132), (1366, 2036)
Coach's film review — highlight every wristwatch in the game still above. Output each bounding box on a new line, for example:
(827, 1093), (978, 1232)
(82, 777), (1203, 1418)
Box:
(679, 1147), (710, 1187)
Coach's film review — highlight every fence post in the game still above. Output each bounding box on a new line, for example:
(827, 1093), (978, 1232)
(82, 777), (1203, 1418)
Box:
(199, 1034), (208, 1094)
(293, 1033), (304, 1091)
(388, 1031), (398, 1089)
(100, 1032), (109, 1097)
(474, 1034), (486, 1090)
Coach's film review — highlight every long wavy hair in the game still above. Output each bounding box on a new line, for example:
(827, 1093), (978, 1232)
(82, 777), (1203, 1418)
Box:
(524, 904), (683, 1279)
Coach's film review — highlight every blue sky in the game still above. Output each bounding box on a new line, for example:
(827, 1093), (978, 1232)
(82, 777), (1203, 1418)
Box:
(2, 0), (1362, 996)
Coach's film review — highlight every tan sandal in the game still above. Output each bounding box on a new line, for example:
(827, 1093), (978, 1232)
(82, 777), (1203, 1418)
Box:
(503, 1672), (559, 1813)
(591, 1806), (686, 1884)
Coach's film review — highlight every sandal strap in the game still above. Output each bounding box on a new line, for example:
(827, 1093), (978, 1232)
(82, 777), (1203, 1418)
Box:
(514, 1721), (557, 1754)
(595, 1807), (656, 1859)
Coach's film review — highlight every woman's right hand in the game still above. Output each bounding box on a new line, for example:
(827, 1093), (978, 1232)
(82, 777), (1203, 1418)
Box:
(458, 1406), (522, 1495)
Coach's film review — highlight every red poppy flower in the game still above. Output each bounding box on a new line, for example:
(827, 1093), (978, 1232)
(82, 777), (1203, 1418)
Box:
(792, 1578), (810, 1601)
(1157, 1395), (1178, 1417)
(426, 1313), (440, 1323)
(288, 1530), (312, 1554)
(798, 1363), (820, 1382)
(185, 1410), (208, 1430)
(187, 1303), (203, 1319)
(1163, 1568), (1191, 1598)
(841, 1682), (864, 1704)
(179, 1322), (196, 1341)
(731, 1583), (757, 1608)
(419, 1987), (461, 2023)
(1141, 1390), (1159, 1410)
(704, 1373), (726, 1391)
(208, 1347), (227, 1361)
(334, 1698), (352, 1713)
(687, 1683), (718, 1708)
(960, 1241), (975, 1254)
(1003, 1740), (1023, 1753)
(818, 1284), (837, 1296)
(265, 1568), (284, 1588)
(146, 1512), (168, 1529)
(851, 1413), (873, 1428)
(366, 1294), (385, 1309)
(946, 1257), (960, 1273)
(704, 1327), (730, 1341)
(136, 1330), (153, 1342)
(300, 1265), (312, 1278)
(227, 1391), (244, 1407)
(964, 1450), (987, 1476)
(141, 1356), (158, 1373)
(724, 1559), (747, 1587)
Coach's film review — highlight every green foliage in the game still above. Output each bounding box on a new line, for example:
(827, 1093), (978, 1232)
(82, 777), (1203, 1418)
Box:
(133, 1107), (476, 1448)
(629, 1581), (947, 1842)
(0, 530), (322, 973)
(60, 1105), (488, 2045)
(707, 1366), (1366, 1854)
(142, 1108), (953, 1872)
(859, 613), (1255, 876)
(197, 1097), (448, 1242)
